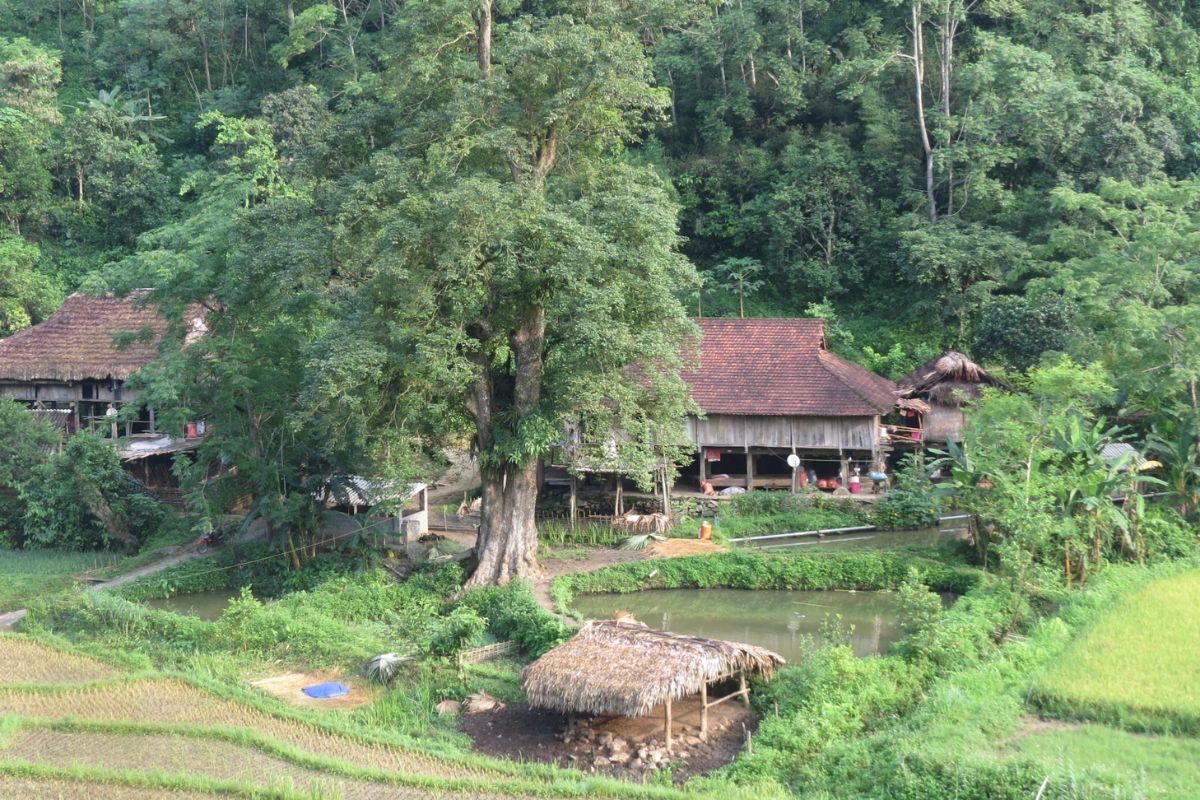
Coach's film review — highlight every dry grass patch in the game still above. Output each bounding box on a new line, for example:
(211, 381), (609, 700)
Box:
(0, 637), (123, 686)
(0, 679), (491, 779)
(2, 729), (520, 800)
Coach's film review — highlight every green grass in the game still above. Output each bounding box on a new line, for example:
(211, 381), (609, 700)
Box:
(1034, 570), (1200, 733)
(1007, 723), (1200, 800)
(0, 549), (127, 613)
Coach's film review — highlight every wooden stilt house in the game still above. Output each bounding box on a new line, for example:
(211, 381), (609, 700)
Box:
(683, 318), (897, 490)
(895, 352), (1007, 444)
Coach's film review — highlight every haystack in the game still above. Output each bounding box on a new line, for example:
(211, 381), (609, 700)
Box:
(521, 618), (783, 751)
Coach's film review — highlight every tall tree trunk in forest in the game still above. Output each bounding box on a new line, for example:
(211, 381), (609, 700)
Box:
(909, 1), (936, 222)
(466, 307), (547, 587)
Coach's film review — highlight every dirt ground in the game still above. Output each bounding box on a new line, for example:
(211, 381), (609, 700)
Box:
(250, 671), (377, 710)
(460, 692), (755, 782)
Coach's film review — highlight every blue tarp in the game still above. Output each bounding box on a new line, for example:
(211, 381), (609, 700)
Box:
(301, 681), (350, 699)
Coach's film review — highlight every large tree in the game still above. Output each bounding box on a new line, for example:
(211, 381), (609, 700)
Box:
(318, 0), (697, 585)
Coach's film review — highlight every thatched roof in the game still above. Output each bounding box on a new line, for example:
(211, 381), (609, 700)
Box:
(0, 290), (184, 383)
(521, 619), (784, 718)
(896, 352), (1007, 407)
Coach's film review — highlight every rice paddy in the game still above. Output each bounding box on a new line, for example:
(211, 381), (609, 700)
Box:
(2, 729), (537, 800)
(0, 636), (689, 800)
(1034, 570), (1200, 731)
(0, 550), (126, 614)
(0, 637), (124, 685)
(0, 678), (491, 779)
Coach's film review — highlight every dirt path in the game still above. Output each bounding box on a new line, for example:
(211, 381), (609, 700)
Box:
(532, 548), (647, 615)
(0, 548), (206, 632)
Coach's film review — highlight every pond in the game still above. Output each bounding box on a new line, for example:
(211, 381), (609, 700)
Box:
(571, 588), (939, 661)
(143, 589), (243, 621)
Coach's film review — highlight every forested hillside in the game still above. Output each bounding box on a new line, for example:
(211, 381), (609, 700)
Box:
(1, 0), (1198, 412)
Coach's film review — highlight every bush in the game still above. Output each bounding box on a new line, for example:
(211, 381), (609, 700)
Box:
(0, 398), (59, 546)
(428, 606), (487, 657)
(21, 431), (164, 551)
(461, 581), (571, 656)
(872, 489), (941, 530)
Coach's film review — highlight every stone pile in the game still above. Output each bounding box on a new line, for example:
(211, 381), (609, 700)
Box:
(554, 718), (733, 777)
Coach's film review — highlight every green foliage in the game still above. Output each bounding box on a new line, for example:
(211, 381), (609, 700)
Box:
(460, 582), (571, 657)
(552, 550), (983, 615)
(0, 548), (125, 613)
(427, 607), (487, 657)
(0, 398), (58, 544)
(872, 457), (942, 531)
(21, 431), (163, 552)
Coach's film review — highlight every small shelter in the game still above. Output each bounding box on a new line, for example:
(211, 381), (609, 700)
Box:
(521, 619), (784, 753)
(895, 352), (1007, 444)
(684, 318), (897, 489)
(317, 476), (429, 538)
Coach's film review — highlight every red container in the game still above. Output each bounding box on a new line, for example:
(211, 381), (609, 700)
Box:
(185, 422), (198, 439)
(849, 482), (862, 494)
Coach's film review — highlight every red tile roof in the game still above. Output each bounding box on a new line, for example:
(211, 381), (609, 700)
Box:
(0, 291), (169, 382)
(683, 318), (897, 416)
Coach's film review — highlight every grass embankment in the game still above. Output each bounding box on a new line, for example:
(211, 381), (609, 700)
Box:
(1032, 569), (1200, 734)
(551, 549), (983, 615)
(0, 549), (126, 613)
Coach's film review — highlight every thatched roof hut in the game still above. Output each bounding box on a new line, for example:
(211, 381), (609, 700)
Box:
(521, 619), (783, 750)
(896, 352), (1007, 443)
(897, 352), (1006, 408)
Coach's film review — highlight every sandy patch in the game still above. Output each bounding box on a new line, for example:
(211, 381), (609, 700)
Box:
(250, 670), (377, 710)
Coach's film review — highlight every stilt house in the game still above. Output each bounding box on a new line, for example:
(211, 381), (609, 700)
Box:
(684, 318), (897, 489)
(0, 290), (189, 435)
(895, 352), (1006, 444)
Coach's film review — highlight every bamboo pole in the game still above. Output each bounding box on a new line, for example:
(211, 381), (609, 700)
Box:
(664, 697), (673, 754)
(739, 670), (749, 706)
(700, 682), (708, 741)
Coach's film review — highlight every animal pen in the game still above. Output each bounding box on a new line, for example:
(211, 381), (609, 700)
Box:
(521, 619), (784, 754)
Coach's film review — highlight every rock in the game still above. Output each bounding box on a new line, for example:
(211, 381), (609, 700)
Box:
(434, 699), (462, 716)
(596, 732), (613, 746)
(636, 747), (649, 760)
(592, 757), (609, 769)
(609, 751), (631, 764)
(678, 750), (689, 758)
(607, 737), (628, 753)
(629, 758), (644, 770)
(685, 735), (702, 746)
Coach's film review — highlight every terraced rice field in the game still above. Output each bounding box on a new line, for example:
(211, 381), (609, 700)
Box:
(0, 775), (227, 800)
(0, 636), (634, 800)
(0, 678), (493, 779)
(1035, 570), (1200, 730)
(0, 637), (124, 685)
(3, 729), (534, 800)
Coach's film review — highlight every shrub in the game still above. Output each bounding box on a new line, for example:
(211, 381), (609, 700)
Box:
(428, 606), (487, 656)
(461, 581), (571, 656)
(21, 431), (164, 551)
(872, 489), (941, 530)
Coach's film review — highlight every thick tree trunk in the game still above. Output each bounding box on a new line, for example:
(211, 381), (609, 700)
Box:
(470, 461), (541, 585)
(464, 307), (547, 587)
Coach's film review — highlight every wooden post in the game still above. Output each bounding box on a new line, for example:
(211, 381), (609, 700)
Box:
(569, 474), (578, 527)
(698, 446), (707, 482)
(700, 682), (708, 741)
(746, 450), (754, 491)
(739, 670), (749, 706)
(664, 697), (673, 754)
(616, 478), (624, 516)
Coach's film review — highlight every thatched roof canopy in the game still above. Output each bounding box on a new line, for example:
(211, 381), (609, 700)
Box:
(0, 290), (175, 383)
(521, 619), (785, 718)
(896, 352), (1007, 407)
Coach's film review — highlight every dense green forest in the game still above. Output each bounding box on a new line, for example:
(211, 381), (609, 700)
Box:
(3, 0), (1199, 403)
(2, 0), (1199, 540)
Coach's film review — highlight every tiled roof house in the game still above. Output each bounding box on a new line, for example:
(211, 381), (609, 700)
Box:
(683, 318), (897, 489)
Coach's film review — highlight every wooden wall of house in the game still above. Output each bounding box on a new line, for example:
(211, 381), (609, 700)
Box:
(0, 381), (136, 403)
(687, 414), (879, 451)
(922, 405), (964, 442)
